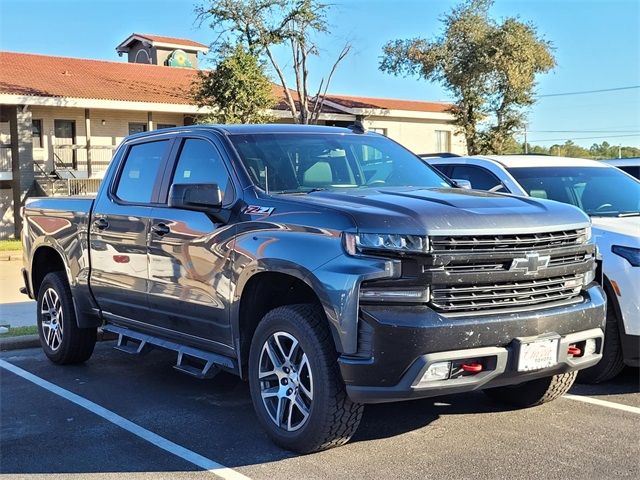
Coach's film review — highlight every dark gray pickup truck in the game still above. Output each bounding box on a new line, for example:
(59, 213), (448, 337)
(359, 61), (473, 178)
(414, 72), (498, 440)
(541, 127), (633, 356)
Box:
(22, 125), (606, 452)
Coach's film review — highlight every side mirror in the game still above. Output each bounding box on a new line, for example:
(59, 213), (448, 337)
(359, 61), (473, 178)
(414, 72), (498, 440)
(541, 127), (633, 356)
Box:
(452, 179), (472, 190)
(168, 183), (223, 213)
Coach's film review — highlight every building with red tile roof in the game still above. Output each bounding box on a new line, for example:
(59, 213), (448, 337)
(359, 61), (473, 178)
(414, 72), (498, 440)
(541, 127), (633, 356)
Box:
(0, 35), (465, 238)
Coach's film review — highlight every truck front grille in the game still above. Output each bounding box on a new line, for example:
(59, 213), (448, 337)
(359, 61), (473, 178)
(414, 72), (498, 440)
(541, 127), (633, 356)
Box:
(441, 251), (591, 274)
(431, 229), (587, 253)
(431, 274), (584, 312)
(425, 228), (593, 314)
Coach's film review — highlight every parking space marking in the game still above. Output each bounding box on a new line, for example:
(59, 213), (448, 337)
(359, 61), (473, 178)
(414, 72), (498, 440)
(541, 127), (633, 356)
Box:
(0, 359), (251, 480)
(564, 394), (640, 415)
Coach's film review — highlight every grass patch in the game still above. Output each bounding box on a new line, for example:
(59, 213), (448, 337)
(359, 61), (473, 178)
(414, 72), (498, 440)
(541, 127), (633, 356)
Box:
(0, 239), (22, 252)
(0, 325), (38, 338)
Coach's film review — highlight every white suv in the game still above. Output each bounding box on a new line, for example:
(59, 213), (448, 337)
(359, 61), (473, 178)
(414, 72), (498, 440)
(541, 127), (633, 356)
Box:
(428, 155), (640, 383)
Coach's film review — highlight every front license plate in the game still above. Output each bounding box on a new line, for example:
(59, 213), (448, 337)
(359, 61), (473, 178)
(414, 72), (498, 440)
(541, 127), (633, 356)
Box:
(517, 338), (559, 372)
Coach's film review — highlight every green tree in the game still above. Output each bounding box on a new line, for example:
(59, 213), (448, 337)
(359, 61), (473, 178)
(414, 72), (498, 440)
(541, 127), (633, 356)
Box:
(196, 0), (350, 124)
(192, 46), (276, 124)
(380, 0), (555, 155)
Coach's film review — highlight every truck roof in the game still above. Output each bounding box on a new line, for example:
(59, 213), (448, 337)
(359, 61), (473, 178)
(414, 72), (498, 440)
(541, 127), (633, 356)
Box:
(127, 124), (363, 140)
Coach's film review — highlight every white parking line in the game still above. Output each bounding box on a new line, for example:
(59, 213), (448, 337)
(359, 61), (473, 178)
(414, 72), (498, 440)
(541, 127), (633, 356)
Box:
(564, 394), (640, 415)
(0, 359), (251, 480)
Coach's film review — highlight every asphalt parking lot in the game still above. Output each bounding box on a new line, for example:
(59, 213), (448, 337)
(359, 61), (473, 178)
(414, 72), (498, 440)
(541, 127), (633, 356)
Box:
(1, 342), (639, 480)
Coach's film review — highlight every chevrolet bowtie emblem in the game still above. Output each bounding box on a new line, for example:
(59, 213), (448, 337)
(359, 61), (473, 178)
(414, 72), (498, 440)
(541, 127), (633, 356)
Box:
(510, 253), (550, 274)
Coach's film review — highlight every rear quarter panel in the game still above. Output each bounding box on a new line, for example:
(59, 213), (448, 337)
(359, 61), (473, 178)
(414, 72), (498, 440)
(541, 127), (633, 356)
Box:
(23, 196), (97, 320)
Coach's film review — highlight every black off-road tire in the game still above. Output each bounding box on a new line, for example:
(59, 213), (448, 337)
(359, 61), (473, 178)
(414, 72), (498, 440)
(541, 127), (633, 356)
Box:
(36, 272), (97, 364)
(248, 304), (364, 453)
(483, 371), (577, 408)
(577, 302), (625, 384)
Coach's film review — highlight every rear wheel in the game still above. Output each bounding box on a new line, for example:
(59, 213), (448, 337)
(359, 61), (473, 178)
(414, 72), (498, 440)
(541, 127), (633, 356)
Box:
(483, 371), (577, 408)
(577, 301), (625, 384)
(248, 304), (363, 453)
(37, 272), (97, 364)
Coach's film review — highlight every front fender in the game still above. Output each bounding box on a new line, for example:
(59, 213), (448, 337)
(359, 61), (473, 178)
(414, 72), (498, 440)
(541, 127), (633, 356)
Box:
(230, 225), (396, 354)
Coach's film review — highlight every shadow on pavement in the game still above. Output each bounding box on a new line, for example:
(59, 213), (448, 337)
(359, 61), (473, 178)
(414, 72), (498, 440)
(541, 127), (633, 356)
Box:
(570, 366), (640, 396)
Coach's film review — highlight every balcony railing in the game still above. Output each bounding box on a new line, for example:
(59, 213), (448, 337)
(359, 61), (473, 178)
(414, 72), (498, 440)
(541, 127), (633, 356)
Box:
(52, 144), (117, 177)
(67, 178), (101, 196)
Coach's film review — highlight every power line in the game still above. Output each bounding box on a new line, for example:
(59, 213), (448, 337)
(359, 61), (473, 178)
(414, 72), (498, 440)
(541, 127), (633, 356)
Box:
(536, 85), (640, 98)
(527, 133), (640, 142)
(527, 129), (640, 133)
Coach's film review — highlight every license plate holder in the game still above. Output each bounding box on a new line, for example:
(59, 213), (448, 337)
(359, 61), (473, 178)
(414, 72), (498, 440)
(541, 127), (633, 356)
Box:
(515, 335), (560, 372)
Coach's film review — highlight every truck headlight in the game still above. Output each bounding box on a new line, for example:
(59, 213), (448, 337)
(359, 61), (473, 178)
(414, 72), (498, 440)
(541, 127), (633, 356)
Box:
(612, 245), (640, 267)
(360, 286), (430, 304)
(344, 232), (428, 256)
(577, 226), (592, 244)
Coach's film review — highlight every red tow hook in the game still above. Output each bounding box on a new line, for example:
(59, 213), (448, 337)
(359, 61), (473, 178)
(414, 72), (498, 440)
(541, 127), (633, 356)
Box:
(461, 363), (483, 373)
(568, 346), (582, 357)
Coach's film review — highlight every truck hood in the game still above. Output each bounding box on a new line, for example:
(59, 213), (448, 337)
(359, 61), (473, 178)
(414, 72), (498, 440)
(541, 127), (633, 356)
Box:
(285, 187), (590, 235)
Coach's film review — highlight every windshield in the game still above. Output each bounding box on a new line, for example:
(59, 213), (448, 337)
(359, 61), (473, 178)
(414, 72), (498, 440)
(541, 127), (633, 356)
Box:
(508, 166), (640, 217)
(229, 133), (451, 193)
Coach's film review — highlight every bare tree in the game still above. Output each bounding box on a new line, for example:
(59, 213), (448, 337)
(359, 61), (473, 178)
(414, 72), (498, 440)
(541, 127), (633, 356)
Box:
(196, 0), (351, 124)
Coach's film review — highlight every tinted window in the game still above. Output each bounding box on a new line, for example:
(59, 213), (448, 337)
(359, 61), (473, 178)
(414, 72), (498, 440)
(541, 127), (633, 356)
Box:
(171, 139), (232, 202)
(508, 166), (640, 217)
(450, 165), (506, 192)
(116, 141), (168, 203)
(229, 133), (450, 193)
(432, 164), (453, 177)
(620, 166), (640, 180)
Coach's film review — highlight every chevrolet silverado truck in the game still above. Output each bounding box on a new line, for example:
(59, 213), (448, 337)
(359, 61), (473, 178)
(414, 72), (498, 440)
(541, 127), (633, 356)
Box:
(22, 125), (605, 453)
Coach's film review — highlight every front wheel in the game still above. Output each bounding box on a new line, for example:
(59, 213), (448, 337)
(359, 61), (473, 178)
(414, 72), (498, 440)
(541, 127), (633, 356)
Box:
(37, 272), (97, 364)
(248, 304), (363, 453)
(483, 371), (577, 408)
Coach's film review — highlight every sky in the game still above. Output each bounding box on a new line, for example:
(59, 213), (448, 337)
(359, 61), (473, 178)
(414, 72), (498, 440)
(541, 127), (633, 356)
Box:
(1, 0), (639, 148)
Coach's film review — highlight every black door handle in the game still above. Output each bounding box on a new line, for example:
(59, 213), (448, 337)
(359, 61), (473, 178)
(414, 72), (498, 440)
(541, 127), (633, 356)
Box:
(93, 218), (109, 230)
(151, 223), (170, 236)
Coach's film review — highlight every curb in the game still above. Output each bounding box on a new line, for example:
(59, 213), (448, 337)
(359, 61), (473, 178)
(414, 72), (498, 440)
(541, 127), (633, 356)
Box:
(0, 329), (118, 352)
(0, 250), (22, 262)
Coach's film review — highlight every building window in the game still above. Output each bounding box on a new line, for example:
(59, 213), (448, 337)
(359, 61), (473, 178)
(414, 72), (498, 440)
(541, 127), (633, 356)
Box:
(157, 124), (177, 130)
(129, 123), (147, 135)
(370, 128), (387, 136)
(32, 119), (43, 148)
(435, 130), (451, 152)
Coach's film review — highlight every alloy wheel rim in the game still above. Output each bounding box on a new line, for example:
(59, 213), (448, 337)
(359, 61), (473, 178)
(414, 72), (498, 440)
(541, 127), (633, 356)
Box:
(258, 331), (313, 432)
(41, 287), (63, 351)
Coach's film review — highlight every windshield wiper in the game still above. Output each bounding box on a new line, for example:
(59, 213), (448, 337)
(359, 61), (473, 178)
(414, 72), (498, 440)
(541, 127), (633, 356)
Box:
(617, 212), (640, 217)
(273, 187), (328, 195)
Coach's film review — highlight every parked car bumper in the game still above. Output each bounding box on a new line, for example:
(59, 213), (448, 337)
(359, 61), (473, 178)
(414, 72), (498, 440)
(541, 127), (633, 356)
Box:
(340, 284), (606, 404)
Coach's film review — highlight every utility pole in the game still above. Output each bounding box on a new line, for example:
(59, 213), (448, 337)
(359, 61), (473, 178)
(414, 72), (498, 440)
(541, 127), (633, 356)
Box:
(618, 144), (622, 158)
(524, 126), (528, 154)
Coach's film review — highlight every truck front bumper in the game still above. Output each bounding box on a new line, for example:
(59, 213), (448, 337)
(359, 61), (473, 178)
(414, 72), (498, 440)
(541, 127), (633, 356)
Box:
(340, 284), (606, 404)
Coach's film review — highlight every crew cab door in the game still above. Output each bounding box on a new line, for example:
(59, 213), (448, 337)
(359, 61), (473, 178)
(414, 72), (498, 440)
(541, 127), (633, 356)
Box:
(147, 136), (236, 351)
(90, 139), (172, 322)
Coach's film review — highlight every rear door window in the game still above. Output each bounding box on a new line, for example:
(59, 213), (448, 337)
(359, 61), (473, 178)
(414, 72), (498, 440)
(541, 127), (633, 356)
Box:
(115, 140), (169, 203)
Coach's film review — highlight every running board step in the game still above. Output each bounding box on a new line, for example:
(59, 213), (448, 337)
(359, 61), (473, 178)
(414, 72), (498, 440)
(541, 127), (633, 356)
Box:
(114, 335), (152, 355)
(102, 324), (236, 378)
(173, 352), (219, 379)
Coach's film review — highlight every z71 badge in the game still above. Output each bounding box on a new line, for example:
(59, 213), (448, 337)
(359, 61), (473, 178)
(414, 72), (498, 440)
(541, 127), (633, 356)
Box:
(244, 205), (275, 216)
